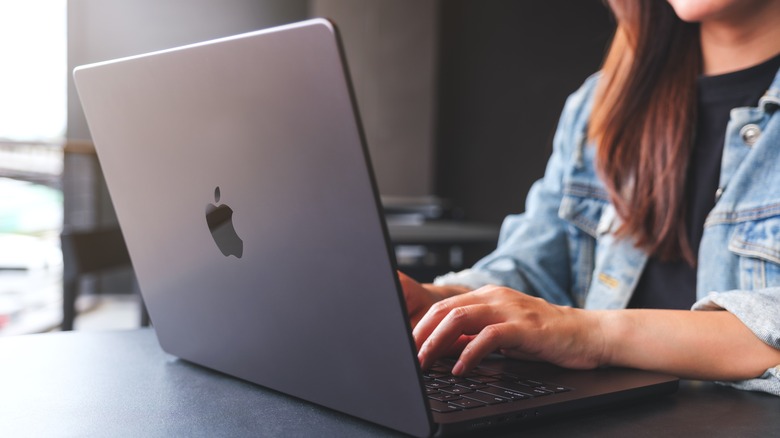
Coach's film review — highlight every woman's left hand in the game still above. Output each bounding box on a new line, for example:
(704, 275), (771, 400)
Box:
(413, 285), (607, 375)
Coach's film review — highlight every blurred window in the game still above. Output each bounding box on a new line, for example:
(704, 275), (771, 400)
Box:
(0, 0), (67, 335)
(0, 0), (67, 142)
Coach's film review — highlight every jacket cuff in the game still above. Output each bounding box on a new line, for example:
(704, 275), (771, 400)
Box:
(693, 289), (780, 396)
(714, 367), (780, 396)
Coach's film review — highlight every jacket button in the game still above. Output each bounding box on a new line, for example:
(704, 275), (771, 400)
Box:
(739, 124), (761, 146)
(715, 187), (724, 203)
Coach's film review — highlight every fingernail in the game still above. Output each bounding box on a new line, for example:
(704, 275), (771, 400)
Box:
(452, 361), (464, 375)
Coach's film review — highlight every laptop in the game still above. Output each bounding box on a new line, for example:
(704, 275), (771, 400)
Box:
(73, 18), (678, 437)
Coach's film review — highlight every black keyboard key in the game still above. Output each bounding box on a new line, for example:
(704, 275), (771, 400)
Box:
(428, 400), (462, 413)
(472, 367), (503, 377)
(489, 380), (539, 394)
(463, 392), (509, 405)
(428, 372), (451, 379)
(429, 393), (462, 402)
(466, 375), (500, 384)
(498, 373), (526, 383)
(440, 386), (474, 396)
(449, 398), (486, 409)
(457, 382), (488, 391)
(436, 376), (468, 385)
(479, 386), (532, 400)
(425, 359), (574, 412)
(430, 364), (452, 374)
(536, 384), (571, 393)
(529, 388), (554, 397)
(426, 381), (452, 390)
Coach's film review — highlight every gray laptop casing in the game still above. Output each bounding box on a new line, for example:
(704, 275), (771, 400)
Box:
(74, 19), (677, 437)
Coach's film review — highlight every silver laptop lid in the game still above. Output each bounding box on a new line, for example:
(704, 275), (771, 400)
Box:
(74, 19), (431, 437)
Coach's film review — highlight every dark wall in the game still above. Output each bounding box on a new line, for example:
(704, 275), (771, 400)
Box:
(311, 0), (439, 197)
(436, 0), (615, 225)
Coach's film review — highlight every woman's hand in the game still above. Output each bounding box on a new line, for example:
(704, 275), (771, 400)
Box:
(398, 271), (469, 328)
(413, 285), (780, 381)
(413, 285), (608, 375)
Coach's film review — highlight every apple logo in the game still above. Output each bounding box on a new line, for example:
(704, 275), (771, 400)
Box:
(205, 186), (243, 258)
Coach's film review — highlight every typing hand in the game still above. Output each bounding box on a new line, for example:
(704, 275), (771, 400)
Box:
(413, 285), (606, 375)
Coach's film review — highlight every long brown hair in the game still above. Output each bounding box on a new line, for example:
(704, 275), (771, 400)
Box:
(589, 0), (701, 265)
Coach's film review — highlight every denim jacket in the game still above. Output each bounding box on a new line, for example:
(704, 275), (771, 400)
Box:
(435, 68), (780, 396)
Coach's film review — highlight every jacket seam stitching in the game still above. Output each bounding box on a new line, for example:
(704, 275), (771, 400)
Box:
(705, 203), (780, 226)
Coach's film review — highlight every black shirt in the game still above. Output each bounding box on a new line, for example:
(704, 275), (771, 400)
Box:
(628, 52), (780, 310)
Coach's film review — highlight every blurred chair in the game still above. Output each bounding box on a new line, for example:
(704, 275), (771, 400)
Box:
(60, 227), (149, 330)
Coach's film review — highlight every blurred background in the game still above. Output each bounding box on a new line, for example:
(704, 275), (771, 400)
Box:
(0, 0), (613, 335)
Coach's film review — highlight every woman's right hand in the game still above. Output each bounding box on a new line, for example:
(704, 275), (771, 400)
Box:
(397, 271), (468, 328)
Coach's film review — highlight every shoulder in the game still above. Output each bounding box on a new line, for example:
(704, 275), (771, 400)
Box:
(550, 72), (602, 164)
(558, 72), (601, 135)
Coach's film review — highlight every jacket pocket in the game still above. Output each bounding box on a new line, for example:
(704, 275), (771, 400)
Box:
(559, 192), (608, 238)
(728, 216), (780, 290)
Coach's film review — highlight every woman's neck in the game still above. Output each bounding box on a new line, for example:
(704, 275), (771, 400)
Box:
(700, 1), (780, 76)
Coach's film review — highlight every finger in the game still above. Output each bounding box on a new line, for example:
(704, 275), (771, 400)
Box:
(444, 334), (475, 357)
(417, 304), (503, 369)
(451, 322), (517, 374)
(412, 291), (497, 350)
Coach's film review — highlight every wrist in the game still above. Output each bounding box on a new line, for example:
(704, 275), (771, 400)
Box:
(590, 309), (623, 368)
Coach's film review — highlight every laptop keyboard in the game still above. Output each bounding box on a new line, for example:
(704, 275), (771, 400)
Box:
(423, 361), (572, 413)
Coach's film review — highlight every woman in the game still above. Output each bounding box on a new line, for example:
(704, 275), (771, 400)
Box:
(403, 0), (780, 395)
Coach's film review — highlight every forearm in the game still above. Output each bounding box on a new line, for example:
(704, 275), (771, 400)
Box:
(597, 309), (780, 380)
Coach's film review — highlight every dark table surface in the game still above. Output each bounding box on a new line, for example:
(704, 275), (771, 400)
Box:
(1, 329), (777, 437)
